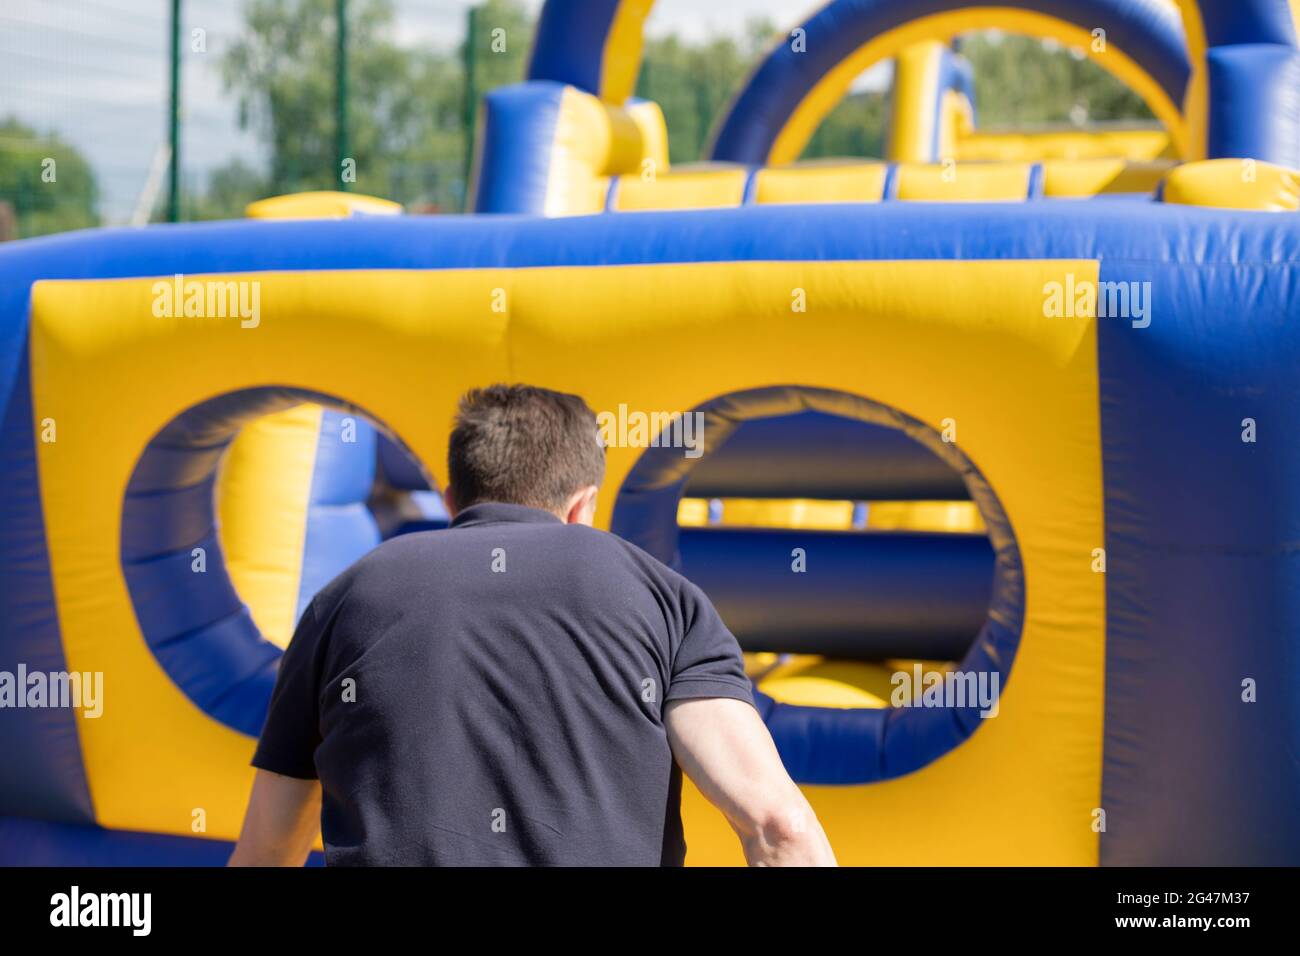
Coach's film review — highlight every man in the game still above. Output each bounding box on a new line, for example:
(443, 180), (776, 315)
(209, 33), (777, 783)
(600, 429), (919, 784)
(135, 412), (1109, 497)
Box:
(230, 384), (835, 866)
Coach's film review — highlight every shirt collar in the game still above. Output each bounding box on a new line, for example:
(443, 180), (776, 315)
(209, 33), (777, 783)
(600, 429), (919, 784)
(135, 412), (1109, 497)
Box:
(450, 502), (564, 529)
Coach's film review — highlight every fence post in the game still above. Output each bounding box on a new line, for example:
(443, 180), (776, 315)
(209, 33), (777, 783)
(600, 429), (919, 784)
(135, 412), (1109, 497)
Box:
(462, 4), (479, 210)
(336, 0), (350, 191)
(167, 0), (182, 222)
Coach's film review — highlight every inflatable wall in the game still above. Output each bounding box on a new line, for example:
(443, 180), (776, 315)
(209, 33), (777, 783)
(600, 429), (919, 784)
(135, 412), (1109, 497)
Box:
(2, 0), (1299, 865)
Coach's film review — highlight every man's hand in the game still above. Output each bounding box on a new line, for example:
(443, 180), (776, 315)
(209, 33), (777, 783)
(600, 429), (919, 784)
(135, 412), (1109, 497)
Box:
(228, 769), (322, 866)
(664, 697), (837, 866)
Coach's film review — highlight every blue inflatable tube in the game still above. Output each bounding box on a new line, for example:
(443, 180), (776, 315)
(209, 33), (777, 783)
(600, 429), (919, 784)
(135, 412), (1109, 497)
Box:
(0, 816), (324, 867)
(679, 527), (993, 661)
(1206, 44), (1300, 168)
(685, 411), (968, 500)
(121, 386), (383, 737)
(527, 0), (624, 95)
(471, 83), (570, 215)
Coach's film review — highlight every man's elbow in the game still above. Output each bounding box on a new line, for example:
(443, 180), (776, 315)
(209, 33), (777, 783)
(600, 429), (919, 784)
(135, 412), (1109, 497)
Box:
(742, 802), (836, 867)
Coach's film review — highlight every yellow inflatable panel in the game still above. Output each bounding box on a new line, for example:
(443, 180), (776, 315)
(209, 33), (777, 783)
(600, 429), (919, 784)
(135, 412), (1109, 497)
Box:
(754, 162), (888, 204)
(888, 41), (948, 163)
(757, 657), (962, 709)
(1175, 0), (1208, 161)
(541, 86), (679, 215)
(544, 87), (619, 216)
(244, 191), (402, 219)
(31, 257), (1106, 864)
(599, 0), (656, 103)
(759, 658), (896, 708)
(864, 500), (984, 533)
(957, 128), (1172, 162)
(610, 158), (1172, 209)
(1042, 158), (1174, 196)
(676, 497), (710, 527)
(676, 497), (983, 533)
(896, 161), (1032, 201)
(626, 98), (670, 173)
(613, 164), (749, 211)
(216, 404), (322, 649)
(1161, 158), (1300, 211)
(678, 497), (854, 530)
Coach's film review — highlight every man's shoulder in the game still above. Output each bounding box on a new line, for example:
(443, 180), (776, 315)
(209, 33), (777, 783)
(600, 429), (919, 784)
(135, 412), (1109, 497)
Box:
(303, 530), (458, 629)
(564, 525), (694, 592)
(317, 530), (446, 595)
(318, 523), (692, 603)
(358, 527), (448, 565)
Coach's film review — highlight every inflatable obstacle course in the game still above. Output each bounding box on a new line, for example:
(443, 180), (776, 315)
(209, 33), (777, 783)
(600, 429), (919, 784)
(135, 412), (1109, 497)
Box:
(1, 0), (1298, 865)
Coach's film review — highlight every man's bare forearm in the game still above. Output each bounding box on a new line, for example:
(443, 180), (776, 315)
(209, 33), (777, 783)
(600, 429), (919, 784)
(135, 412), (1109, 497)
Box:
(228, 769), (321, 867)
(665, 697), (838, 867)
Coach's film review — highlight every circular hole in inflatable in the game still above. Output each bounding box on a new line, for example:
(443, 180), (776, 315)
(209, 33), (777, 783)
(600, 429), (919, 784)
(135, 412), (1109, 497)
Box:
(120, 387), (434, 736)
(609, 385), (1024, 784)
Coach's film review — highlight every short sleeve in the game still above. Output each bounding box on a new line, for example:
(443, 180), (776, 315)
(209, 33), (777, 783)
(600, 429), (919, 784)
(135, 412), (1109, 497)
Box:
(252, 598), (326, 779)
(665, 581), (755, 706)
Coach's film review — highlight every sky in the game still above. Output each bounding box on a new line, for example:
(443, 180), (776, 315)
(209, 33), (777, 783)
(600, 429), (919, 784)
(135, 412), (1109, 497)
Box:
(0, 0), (868, 225)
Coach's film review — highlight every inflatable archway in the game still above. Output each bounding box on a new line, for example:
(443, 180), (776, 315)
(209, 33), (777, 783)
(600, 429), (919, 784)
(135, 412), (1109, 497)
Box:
(525, 0), (1300, 166)
(525, 0), (1191, 159)
(706, 0), (1190, 163)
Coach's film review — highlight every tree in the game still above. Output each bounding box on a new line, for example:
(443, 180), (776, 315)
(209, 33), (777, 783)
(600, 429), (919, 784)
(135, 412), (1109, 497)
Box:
(804, 92), (889, 160)
(466, 0), (533, 95)
(636, 19), (774, 164)
(185, 159), (269, 221)
(958, 32), (1152, 127)
(803, 32), (1153, 161)
(202, 8), (1155, 217)
(0, 118), (98, 238)
(210, 0), (532, 215)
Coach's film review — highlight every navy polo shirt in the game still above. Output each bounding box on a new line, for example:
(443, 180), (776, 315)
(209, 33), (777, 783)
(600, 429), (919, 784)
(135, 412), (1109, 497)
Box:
(252, 502), (754, 866)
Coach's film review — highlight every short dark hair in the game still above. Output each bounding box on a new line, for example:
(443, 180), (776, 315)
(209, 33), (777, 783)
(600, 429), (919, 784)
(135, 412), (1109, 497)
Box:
(447, 384), (605, 513)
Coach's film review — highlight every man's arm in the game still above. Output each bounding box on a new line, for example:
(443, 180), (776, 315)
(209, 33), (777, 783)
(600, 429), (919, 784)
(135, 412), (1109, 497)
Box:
(664, 697), (836, 866)
(228, 770), (322, 867)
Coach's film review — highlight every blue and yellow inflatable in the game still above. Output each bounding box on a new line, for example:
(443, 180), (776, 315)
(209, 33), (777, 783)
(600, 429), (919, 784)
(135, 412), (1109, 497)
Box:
(1, 0), (1299, 865)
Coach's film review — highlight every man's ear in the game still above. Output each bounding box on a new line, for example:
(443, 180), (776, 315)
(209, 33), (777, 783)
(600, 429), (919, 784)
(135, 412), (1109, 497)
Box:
(442, 486), (458, 520)
(563, 485), (599, 526)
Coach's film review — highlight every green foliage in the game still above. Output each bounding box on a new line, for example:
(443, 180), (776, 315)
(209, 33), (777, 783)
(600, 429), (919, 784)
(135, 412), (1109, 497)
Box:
(633, 18), (888, 165)
(635, 19), (774, 164)
(0, 117), (99, 238)
(805, 92), (888, 160)
(959, 32), (1153, 127)
(467, 0), (534, 96)
(210, 0), (531, 215)
(184, 159), (269, 221)
(206, 10), (1157, 212)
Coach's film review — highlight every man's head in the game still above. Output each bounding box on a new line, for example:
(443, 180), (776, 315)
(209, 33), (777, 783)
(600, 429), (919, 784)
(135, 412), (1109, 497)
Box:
(445, 384), (606, 524)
